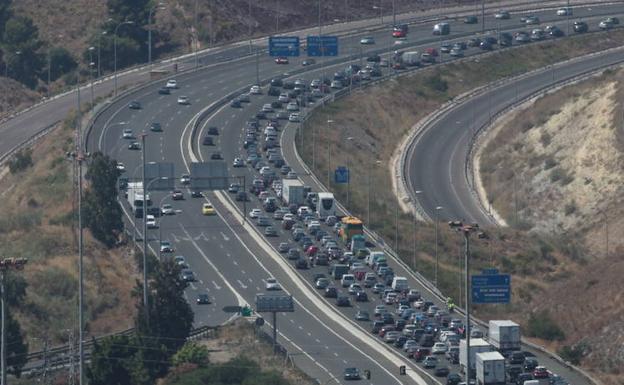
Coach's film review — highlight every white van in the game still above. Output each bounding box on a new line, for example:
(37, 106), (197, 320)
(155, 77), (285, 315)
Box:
(391, 276), (409, 291)
(341, 274), (356, 287)
(433, 22), (450, 35)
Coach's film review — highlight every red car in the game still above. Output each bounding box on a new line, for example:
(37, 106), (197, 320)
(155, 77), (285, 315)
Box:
(533, 366), (549, 379)
(275, 57), (289, 64)
(392, 30), (406, 38)
(412, 348), (431, 362)
(424, 47), (439, 57)
(306, 245), (319, 256)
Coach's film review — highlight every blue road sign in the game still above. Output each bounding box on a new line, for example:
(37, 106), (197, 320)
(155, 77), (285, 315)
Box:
(471, 274), (511, 304)
(269, 36), (300, 57)
(481, 268), (499, 275)
(306, 35), (339, 57)
(334, 166), (349, 184)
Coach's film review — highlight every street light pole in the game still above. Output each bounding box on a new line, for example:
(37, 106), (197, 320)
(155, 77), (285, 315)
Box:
(326, 119), (333, 187)
(114, 21), (134, 96)
(88, 47), (95, 107)
(97, 31), (106, 79)
(140, 133), (149, 327)
(0, 257), (28, 385)
(346, 137), (354, 209)
(434, 206), (443, 287)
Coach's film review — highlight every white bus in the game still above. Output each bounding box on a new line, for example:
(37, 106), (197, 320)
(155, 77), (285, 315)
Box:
(316, 192), (336, 219)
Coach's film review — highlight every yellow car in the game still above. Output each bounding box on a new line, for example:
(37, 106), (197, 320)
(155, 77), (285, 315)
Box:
(202, 203), (216, 215)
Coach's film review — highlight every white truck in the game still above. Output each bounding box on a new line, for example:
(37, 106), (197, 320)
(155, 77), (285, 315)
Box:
(401, 51), (421, 66)
(476, 351), (506, 385)
(127, 182), (151, 217)
(460, 338), (493, 373)
(281, 179), (306, 206)
(488, 320), (521, 351)
(391, 276), (409, 291)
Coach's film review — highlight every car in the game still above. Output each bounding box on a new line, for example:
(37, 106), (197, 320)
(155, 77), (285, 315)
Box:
(392, 29), (406, 38)
(262, 103), (273, 112)
(166, 79), (178, 88)
(285, 171), (297, 179)
(464, 15), (478, 24)
(599, 19), (615, 30)
(230, 99), (242, 108)
(177, 96), (190, 105)
(556, 7), (572, 16)
(515, 32), (530, 43)
(128, 141), (141, 150)
(360, 36), (375, 44)
(250, 85), (261, 94)
(288, 113), (300, 122)
(434, 367), (450, 377)
(210, 152), (223, 160)
(181, 269), (196, 282)
(574, 21), (588, 33)
(530, 29), (545, 41)
(440, 44), (452, 53)
(516, 373), (533, 385)
(174, 256), (186, 267)
(249, 208), (261, 218)
(315, 278), (330, 289)
(146, 215), (157, 228)
(191, 190), (203, 198)
(122, 128), (134, 139)
(302, 58), (316, 66)
(180, 174), (191, 185)
(238, 93), (250, 103)
(202, 203), (216, 215)
(228, 183), (240, 193)
(449, 48), (463, 57)
(202, 136), (214, 145)
(265, 226), (278, 237)
(525, 16), (540, 24)
(355, 292), (368, 302)
(150, 122), (162, 132)
(207, 126), (219, 135)
(524, 357), (539, 372)
(355, 310), (370, 321)
(236, 191), (248, 201)
(295, 258), (309, 269)
(128, 101), (141, 109)
(286, 102), (299, 111)
(274, 56), (289, 64)
(265, 277), (281, 291)
(277, 242), (290, 253)
(324, 286), (338, 298)
(161, 204), (174, 215)
(158, 87), (170, 95)
(533, 366), (549, 379)
(172, 190), (184, 200)
(423, 356), (438, 368)
(446, 373), (462, 385)
(196, 293), (210, 304)
(343, 367), (360, 380)
(372, 283), (385, 294)
(495, 11), (510, 19)
(432, 342), (447, 354)
(336, 296), (350, 307)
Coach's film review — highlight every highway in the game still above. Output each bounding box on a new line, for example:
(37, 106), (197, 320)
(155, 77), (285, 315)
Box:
(6, 1), (623, 384)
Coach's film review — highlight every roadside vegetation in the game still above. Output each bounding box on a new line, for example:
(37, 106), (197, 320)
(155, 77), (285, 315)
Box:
(297, 28), (624, 382)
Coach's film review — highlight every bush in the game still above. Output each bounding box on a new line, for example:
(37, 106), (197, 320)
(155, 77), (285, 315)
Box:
(172, 342), (209, 367)
(550, 168), (565, 182)
(540, 131), (551, 147)
(49, 47), (77, 81)
(558, 343), (588, 365)
(564, 201), (576, 216)
(527, 311), (565, 341)
(544, 157), (557, 170)
(425, 72), (448, 93)
(8, 149), (33, 174)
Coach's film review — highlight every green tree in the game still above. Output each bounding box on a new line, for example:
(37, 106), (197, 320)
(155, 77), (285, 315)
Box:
(172, 342), (209, 367)
(83, 151), (124, 247)
(48, 46), (77, 81)
(0, 0), (11, 42)
(87, 334), (142, 385)
(6, 311), (27, 377)
(2, 15), (44, 87)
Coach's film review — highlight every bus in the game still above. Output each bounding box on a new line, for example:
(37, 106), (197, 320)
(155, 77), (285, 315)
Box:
(316, 192), (335, 219)
(339, 216), (364, 242)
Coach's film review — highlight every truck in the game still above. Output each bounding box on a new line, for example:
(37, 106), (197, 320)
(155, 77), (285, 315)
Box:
(281, 179), (306, 206)
(401, 51), (420, 66)
(488, 320), (521, 351)
(460, 338), (493, 373)
(127, 182), (151, 218)
(391, 276), (409, 292)
(366, 251), (385, 267)
(476, 351), (505, 385)
(350, 234), (366, 254)
(331, 264), (350, 280)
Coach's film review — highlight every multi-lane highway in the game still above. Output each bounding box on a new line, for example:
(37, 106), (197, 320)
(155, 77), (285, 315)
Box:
(4, 1), (623, 384)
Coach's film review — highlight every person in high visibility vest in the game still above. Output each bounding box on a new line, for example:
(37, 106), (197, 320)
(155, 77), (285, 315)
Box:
(446, 297), (455, 312)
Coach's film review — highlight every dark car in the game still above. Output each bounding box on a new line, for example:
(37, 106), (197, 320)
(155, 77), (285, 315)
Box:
(324, 287), (338, 298)
(355, 311), (370, 321)
(196, 294), (211, 304)
(446, 373), (461, 385)
(516, 373), (533, 385)
(464, 15), (478, 24)
(207, 126), (219, 135)
(366, 54), (381, 62)
(150, 122), (162, 132)
(413, 348), (430, 362)
(434, 367), (450, 377)
(230, 99), (241, 108)
(202, 136), (214, 145)
(523, 358), (538, 372)
(128, 101), (141, 109)
(295, 258), (309, 269)
(467, 37), (481, 47)
(371, 320), (384, 334)
(255, 111), (266, 119)
(236, 191), (248, 201)
(191, 190), (203, 198)
(302, 59), (316, 66)
(336, 296), (351, 307)
(574, 21), (588, 33)
(508, 351), (525, 365)
(355, 291), (368, 302)
(128, 142), (141, 150)
(507, 366), (523, 381)
(158, 87), (170, 95)
(270, 78), (283, 87)
(343, 367), (360, 380)
(181, 269), (196, 282)
(210, 152), (223, 160)
(268, 86), (281, 96)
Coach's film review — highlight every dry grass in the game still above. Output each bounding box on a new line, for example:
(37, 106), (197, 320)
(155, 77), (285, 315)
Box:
(0, 78), (40, 121)
(297, 29), (624, 384)
(0, 113), (137, 347)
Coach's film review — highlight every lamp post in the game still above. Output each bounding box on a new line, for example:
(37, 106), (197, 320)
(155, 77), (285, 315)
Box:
(346, 137), (354, 209)
(373, 4), (383, 25)
(97, 30), (107, 78)
(326, 119), (334, 188)
(88, 46), (95, 107)
(412, 190), (422, 268)
(0, 257), (28, 385)
(140, 132), (149, 327)
(114, 21), (135, 96)
(367, 159), (382, 226)
(434, 206), (443, 287)
(148, 3), (166, 66)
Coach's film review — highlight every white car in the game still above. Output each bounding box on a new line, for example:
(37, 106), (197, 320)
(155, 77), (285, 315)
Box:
(180, 174), (191, 184)
(262, 103), (273, 112)
(232, 157), (245, 167)
(360, 36), (375, 44)
(161, 204), (174, 215)
(250, 85), (261, 94)
(374, 305), (386, 316)
(286, 102), (299, 111)
(177, 96), (190, 105)
(265, 277), (281, 291)
(146, 215), (157, 229)
(166, 79), (178, 88)
(286, 171), (297, 179)
(432, 342), (448, 354)
(122, 128), (133, 139)
(556, 7), (572, 16)
(238, 93), (250, 102)
(278, 93), (290, 103)
(289, 113), (300, 122)
(249, 208), (261, 218)
(330, 80), (343, 89)
(116, 162), (125, 172)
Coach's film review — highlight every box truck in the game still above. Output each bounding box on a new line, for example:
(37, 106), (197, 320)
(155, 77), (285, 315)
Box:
(331, 264), (350, 280)
(282, 179), (306, 206)
(127, 182), (151, 218)
(476, 351), (505, 385)
(488, 320), (521, 351)
(391, 276), (409, 291)
(460, 338), (493, 373)
(401, 51), (421, 66)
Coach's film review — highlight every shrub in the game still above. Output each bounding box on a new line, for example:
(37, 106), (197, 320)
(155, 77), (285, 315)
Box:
(550, 168), (564, 182)
(558, 343), (588, 365)
(544, 157), (557, 170)
(8, 149), (33, 174)
(527, 311), (565, 341)
(564, 201), (576, 216)
(425, 72), (448, 93)
(540, 131), (551, 147)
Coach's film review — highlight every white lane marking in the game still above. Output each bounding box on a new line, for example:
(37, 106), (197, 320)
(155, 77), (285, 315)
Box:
(212, 281), (222, 290)
(241, 270), (246, 275)
(236, 279), (248, 289)
(232, 260), (238, 266)
(220, 231), (230, 241)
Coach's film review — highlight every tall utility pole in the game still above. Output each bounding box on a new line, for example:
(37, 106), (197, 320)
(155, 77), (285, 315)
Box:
(0, 257), (28, 385)
(481, 0), (485, 33)
(392, 0), (396, 26)
(248, 0), (253, 54)
(434, 206), (443, 287)
(74, 70), (85, 385)
(140, 133), (149, 327)
(326, 119), (333, 188)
